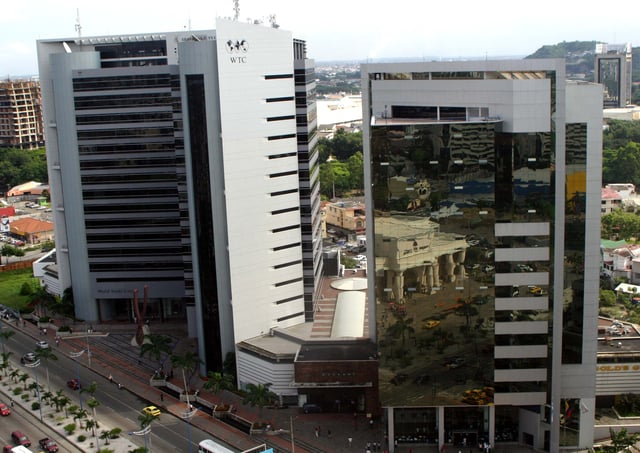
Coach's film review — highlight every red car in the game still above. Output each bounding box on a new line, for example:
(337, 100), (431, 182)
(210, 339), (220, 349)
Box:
(11, 431), (30, 447)
(67, 379), (81, 390)
(39, 437), (59, 452)
(0, 403), (10, 416)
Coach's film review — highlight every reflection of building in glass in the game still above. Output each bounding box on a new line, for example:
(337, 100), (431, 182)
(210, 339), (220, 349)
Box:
(595, 43), (633, 108)
(363, 59), (602, 451)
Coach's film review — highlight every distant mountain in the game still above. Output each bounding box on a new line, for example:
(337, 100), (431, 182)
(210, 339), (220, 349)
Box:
(526, 41), (640, 81)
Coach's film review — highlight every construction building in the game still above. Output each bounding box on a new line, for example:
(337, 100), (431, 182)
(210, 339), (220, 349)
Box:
(0, 80), (45, 149)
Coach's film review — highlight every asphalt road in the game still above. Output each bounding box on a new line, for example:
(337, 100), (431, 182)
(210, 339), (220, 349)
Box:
(1, 322), (215, 452)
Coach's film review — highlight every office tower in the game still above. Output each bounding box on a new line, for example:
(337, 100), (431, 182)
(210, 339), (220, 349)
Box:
(36, 19), (322, 383)
(0, 80), (45, 150)
(294, 39), (324, 320)
(362, 59), (602, 451)
(595, 43), (633, 108)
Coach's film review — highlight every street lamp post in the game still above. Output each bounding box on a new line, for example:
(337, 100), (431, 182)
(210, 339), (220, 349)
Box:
(24, 359), (43, 421)
(181, 406), (197, 453)
(129, 426), (151, 453)
(290, 415), (296, 453)
(69, 350), (85, 410)
(86, 330), (92, 367)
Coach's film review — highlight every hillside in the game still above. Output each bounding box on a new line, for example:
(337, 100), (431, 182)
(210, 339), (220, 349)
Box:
(526, 40), (640, 84)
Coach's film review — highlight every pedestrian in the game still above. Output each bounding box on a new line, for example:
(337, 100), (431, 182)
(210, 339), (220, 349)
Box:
(43, 327), (47, 335)
(22, 320), (26, 327)
(108, 374), (113, 382)
(369, 418), (374, 429)
(327, 429), (331, 438)
(347, 437), (352, 447)
(9, 399), (13, 407)
(160, 393), (164, 402)
(314, 427), (319, 438)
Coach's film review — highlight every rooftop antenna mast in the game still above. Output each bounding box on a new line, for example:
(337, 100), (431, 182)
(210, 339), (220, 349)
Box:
(233, 0), (240, 21)
(75, 8), (82, 38)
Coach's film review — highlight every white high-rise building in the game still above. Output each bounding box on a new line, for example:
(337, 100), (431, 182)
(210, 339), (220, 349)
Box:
(36, 19), (322, 384)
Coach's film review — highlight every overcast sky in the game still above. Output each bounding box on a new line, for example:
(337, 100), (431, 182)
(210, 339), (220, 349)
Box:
(2, 0), (640, 76)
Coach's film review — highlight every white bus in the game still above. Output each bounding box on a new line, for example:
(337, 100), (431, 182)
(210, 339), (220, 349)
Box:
(10, 446), (34, 453)
(198, 439), (236, 453)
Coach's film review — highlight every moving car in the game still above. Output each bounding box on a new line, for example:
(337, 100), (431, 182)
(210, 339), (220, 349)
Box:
(39, 437), (59, 452)
(142, 405), (161, 417)
(10, 431), (30, 447)
(20, 352), (36, 364)
(36, 340), (49, 349)
(423, 320), (441, 329)
(0, 403), (10, 416)
(67, 379), (81, 390)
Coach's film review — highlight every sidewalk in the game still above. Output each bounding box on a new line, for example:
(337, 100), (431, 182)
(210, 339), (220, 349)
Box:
(14, 317), (553, 453)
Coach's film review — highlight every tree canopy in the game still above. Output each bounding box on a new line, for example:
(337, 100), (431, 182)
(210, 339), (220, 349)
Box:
(0, 147), (48, 192)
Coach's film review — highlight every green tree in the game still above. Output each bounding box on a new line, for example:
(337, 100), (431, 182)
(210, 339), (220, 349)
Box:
(603, 142), (640, 186)
(34, 347), (58, 389)
(241, 382), (277, 420)
(170, 351), (202, 409)
(347, 151), (364, 192)
(601, 210), (640, 240)
(387, 313), (415, 347)
(609, 427), (640, 452)
(0, 351), (13, 377)
(202, 371), (235, 406)
(139, 334), (173, 372)
(0, 330), (15, 356)
(1, 244), (25, 265)
(600, 289), (617, 307)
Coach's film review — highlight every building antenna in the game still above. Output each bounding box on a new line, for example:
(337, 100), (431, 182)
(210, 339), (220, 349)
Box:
(75, 8), (82, 38)
(233, 0), (240, 21)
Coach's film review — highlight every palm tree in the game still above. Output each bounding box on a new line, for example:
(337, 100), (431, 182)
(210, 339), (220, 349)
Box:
(10, 368), (20, 383)
(19, 372), (29, 390)
(137, 411), (158, 452)
(34, 347), (58, 389)
(56, 392), (71, 417)
(0, 329), (15, 355)
(139, 334), (173, 374)
(1, 351), (13, 377)
(86, 396), (101, 449)
(242, 382), (277, 421)
(170, 351), (202, 409)
(387, 313), (415, 347)
(202, 371), (235, 406)
(72, 407), (88, 429)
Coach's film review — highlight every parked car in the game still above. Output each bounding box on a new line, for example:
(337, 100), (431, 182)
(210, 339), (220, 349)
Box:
(302, 403), (322, 414)
(11, 431), (30, 447)
(39, 437), (59, 452)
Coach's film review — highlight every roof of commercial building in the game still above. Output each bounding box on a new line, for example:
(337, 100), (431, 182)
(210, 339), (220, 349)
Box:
(9, 217), (53, 234)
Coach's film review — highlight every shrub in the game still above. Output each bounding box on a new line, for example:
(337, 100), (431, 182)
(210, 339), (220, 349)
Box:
(19, 282), (34, 296)
(58, 325), (71, 332)
(39, 315), (50, 323)
(109, 427), (122, 439)
(12, 388), (22, 395)
(63, 423), (76, 435)
(31, 401), (40, 410)
(77, 434), (86, 442)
